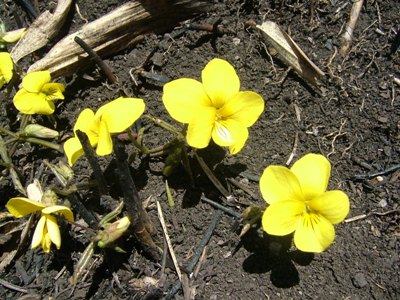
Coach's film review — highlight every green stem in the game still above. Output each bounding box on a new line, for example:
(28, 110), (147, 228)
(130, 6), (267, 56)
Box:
(0, 127), (62, 151)
(4, 138), (19, 145)
(52, 181), (97, 196)
(144, 114), (184, 138)
(127, 129), (150, 153)
(19, 114), (30, 130)
(0, 127), (18, 138)
(99, 201), (125, 226)
(0, 161), (12, 168)
(22, 137), (63, 152)
(181, 144), (194, 187)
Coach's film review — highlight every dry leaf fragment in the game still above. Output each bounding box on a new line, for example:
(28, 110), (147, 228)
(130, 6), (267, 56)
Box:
(11, 0), (73, 63)
(256, 21), (325, 89)
(0, 215), (34, 273)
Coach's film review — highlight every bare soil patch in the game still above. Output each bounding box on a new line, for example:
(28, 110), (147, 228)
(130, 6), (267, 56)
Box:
(1, 1), (399, 299)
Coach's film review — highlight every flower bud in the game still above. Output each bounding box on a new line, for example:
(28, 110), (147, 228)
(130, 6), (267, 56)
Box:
(97, 216), (131, 248)
(23, 124), (59, 139)
(26, 179), (43, 202)
(162, 140), (184, 177)
(45, 161), (74, 186)
(58, 162), (74, 182)
(41, 190), (58, 206)
(0, 28), (26, 43)
(241, 205), (263, 223)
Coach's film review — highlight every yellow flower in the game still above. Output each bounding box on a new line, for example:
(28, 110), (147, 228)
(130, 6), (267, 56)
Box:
(0, 52), (13, 89)
(260, 153), (350, 253)
(6, 197), (74, 253)
(13, 71), (65, 115)
(162, 58), (264, 154)
(64, 97), (145, 166)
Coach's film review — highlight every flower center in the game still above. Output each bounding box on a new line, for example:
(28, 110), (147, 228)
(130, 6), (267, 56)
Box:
(43, 87), (58, 101)
(304, 204), (313, 214)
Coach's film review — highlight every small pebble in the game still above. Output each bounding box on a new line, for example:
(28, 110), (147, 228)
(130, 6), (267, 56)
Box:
(352, 273), (368, 288)
(151, 52), (164, 67)
(378, 199), (387, 208)
(377, 116), (388, 123)
(326, 38), (333, 51)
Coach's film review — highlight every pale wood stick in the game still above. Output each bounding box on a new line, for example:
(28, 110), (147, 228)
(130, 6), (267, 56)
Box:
(339, 0), (365, 55)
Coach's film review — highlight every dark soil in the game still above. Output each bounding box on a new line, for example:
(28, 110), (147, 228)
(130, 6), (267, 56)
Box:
(1, 0), (399, 299)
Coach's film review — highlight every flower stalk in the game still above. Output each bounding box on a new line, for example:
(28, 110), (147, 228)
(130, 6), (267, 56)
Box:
(0, 126), (62, 152)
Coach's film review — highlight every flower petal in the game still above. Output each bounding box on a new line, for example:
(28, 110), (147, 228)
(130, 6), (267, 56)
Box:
(6, 197), (45, 218)
(163, 78), (210, 123)
(42, 83), (65, 101)
(294, 213), (335, 252)
(202, 58), (240, 109)
(96, 97), (145, 133)
(308, 190), (350, 224)
(76, 111), (99, 147)
(218, 91), (264, 127)
(186, 106), (215, 149)
(211, 119), (249, 154)
(41, 229), (52, 253)
(45, 214), (61, 249)
(227, 120), (249, 155)
(0, 52), (14, 85)
(96, 119), (113, 156)
(74, 108), (95, 133)
(228, 134), (248, 154)
(22, 71), (50, 93)
(291, 153), (331, 199)
(212, 120), (235, 146)
(64, 137), (84, 166)
(42, 205), (74, 222)
(13, 89), (55, 114)
(259, 166), (304, 205)
(31, 215), (46, 249)
(262, 200), (304, 236)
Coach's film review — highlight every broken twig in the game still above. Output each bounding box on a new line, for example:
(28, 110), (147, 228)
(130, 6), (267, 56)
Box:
(165, 210), (222, 299)
(200, 194), (241, 219)
(344, 209), (400, 223)
(74, 36), (117, 83)
(76, 130), (108, 195)
(113, 138), (160, 260)
(351, 164), (400, 181)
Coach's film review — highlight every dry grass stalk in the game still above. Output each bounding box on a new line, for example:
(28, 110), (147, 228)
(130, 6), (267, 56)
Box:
(26, 0), (208, 78)
(339, 0), (365, 55)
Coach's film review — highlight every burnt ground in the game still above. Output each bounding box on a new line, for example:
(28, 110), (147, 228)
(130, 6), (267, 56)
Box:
(0, 0), (399, 299)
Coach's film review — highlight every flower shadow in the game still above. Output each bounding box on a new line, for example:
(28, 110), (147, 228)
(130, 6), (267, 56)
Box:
(240, 228), (313, 288)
